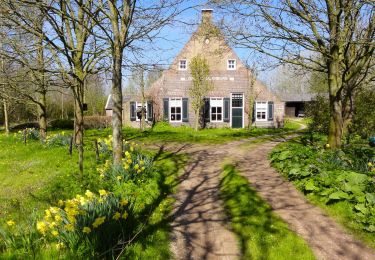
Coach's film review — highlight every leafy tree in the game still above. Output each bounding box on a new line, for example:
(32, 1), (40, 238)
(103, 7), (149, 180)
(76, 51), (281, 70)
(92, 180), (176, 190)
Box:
(189, 55), (213, 131)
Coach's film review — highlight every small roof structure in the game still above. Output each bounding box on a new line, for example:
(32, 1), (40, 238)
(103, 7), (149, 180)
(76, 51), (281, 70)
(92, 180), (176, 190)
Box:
(278, 92), (317, 102)
(105, 94), (131, 110)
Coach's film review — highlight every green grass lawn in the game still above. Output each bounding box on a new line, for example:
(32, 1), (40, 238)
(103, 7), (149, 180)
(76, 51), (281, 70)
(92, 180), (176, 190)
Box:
(84, 120), (302, 145)
(220, 164), (316, 260)
(0, 132), (187, 259)
(0, 134), (100, 224)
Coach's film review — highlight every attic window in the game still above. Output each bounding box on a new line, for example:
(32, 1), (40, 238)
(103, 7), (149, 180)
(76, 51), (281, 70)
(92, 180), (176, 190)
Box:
(227, 59), (236, 70)
(179, 59), (187, 70)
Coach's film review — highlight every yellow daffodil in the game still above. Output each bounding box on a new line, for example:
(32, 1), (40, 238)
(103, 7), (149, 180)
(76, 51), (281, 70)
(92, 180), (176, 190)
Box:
(58, 200), (64, 207)
(113, 212), (121, 220)
(37, 221), (48, 235)
(141, 166), (145, 171)
(83, 227), (91, 234)
(54, 214), (62, 223)
(139, 160), (145, 165)
(64, 223), (75, 232)
(6, 220), (15, 227)
(117, 176), (123, 181)
(49, 207), (59, 215)
(125, 151), (131, 157)
(99, 189), (108, 196)
(122, 212), (128, 220)
(134, 164), (139, 170)
(124, 164), (129, 170)
(85, 190), (94, 199)
(137, 169), (141, 174)
(92, 216), (106, 228)
(127, 159), (132, 164)
(130, 146), (134, 152)
(56, 242), (65, 250)
(368, 162), (373, 167)
(51, 230), (59, 237)
(119, 198), (128, 207)
(325, 143), (330, 148)
(49, 221), (57, 228)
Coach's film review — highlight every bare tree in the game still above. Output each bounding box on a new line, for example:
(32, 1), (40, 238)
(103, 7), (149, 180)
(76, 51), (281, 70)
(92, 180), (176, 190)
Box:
(2, 0), (105, 174)
(214, 0), (375, 148)
(86, 0), (192, 164)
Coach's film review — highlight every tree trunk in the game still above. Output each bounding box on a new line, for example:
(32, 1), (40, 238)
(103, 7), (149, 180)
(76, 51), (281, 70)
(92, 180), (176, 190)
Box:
(38, 93), (47, 141)
(112, 50), (123, 165)
(327, 56), (343, 149)
(3, 99), (9, 135)
(195, 110), (199, 131)
(74, 97), (84, 175)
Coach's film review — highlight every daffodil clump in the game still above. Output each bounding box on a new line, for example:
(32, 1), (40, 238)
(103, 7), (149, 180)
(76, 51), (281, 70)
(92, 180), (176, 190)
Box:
(17, 127), (40, 141)
(367, 161), (375, 174)
(97, 141), (153, 183)
(45, 132), (71, 147)
(35, 189), (131, 251)
(97, 135), (113, 155)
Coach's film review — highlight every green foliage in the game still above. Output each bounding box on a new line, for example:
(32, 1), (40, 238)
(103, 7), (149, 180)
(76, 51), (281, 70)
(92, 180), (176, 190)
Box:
(49, 119), (74, 130)
(219, 165), (315, 260)
(305, 95), (330, 134)
(45, 133), (71, 147)
(270, 137), (375, 239)
(348, 88), (375, 139)
(0, 132), (186, 259)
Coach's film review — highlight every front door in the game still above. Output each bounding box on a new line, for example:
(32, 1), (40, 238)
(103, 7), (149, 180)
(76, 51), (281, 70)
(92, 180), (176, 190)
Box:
(231, 93), (243, 128)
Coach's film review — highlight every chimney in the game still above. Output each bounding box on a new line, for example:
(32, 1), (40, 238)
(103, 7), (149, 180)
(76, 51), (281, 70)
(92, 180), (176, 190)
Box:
(201, 9), (213, 23)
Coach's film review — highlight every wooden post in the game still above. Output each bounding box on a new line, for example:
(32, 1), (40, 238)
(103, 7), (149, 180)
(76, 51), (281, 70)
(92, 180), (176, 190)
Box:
(23, 129), (27, 145)
(94, 139), (100, 161)
(69, 135), (73, 156)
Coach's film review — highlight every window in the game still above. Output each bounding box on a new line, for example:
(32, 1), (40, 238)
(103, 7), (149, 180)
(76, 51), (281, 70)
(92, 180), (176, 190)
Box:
(170, 98), (182, 122)
(232, 93), (243, 107)
(227, 59), (236, 70)
(179, 59), (187, 70)
(210, 98), (223, 122)
(256, 102), (267, 121)
(136, 102), (147, 121)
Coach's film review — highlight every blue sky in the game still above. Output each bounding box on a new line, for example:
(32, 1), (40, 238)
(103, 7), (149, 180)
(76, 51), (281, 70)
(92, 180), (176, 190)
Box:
(126, 2), (275, 86)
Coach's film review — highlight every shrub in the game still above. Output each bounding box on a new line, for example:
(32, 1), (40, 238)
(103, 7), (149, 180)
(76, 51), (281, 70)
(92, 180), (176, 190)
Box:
(305, 95), (330, 134)
(83, 116), (111, 129)
(270, 137), (375, 233)
(46, 133), (72, 147)
(49, 119), (74, 130)
(10, 122), (39, 131)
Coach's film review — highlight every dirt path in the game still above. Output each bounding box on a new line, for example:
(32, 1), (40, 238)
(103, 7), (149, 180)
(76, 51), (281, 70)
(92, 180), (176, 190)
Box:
(166, 144), (240, 260)
(229, 139), (375, 260)
(157, 135), (375, 260)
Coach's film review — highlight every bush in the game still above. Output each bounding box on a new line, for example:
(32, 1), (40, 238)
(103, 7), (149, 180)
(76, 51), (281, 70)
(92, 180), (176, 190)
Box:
(270, 137), (375, 233)
(10, 122), (39, 131)
(49, 119), (74, 130)
(46, 133), (72, 147)
(84, 116), (111, 129)
(305, 95), (330, 134)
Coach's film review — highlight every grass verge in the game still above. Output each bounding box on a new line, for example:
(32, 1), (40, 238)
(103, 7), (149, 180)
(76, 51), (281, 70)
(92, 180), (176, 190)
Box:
(220, 164), (315, 260)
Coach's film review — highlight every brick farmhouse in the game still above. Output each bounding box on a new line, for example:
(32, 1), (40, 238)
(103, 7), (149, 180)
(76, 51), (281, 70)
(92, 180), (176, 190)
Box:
(105, 9), (285, 129)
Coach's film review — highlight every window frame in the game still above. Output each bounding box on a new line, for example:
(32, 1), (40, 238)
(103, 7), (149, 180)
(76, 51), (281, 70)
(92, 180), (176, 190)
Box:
(210, 97), (224, 122)
(135, 102), (148, 122)
(179, 59), (187, 70)
(227, 59), (236, 70)
(255, 101), (268, 121)
(169, 98), (183, 122)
